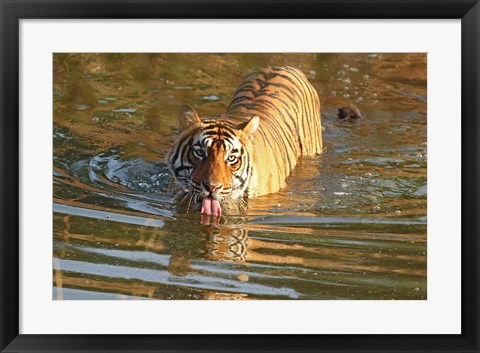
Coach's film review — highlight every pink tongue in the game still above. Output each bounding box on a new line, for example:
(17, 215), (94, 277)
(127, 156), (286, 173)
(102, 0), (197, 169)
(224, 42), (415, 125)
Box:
(201, 197), (222, 217)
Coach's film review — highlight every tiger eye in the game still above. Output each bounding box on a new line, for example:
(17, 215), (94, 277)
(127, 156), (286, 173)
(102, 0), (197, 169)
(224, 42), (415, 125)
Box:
(193, 149), (205, 159)
(227, 155), (238, 163)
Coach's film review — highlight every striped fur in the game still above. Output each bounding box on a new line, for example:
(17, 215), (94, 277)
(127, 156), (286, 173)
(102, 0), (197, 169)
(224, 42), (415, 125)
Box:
(167, 66), (322, 213)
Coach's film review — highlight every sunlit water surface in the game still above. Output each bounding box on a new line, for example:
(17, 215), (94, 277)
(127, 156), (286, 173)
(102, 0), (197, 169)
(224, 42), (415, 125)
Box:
(53, 53), (426, 300)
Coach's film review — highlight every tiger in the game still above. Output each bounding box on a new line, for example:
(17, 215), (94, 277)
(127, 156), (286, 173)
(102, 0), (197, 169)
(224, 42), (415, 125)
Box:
(166, 66), (322, 217)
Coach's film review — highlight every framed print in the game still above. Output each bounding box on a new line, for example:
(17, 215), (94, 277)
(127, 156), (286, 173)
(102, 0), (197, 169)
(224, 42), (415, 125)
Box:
(1, 0), (479, 352)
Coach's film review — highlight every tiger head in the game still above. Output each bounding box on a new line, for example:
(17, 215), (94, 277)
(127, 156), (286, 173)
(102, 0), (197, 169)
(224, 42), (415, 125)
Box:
(167, 105), (260, 217)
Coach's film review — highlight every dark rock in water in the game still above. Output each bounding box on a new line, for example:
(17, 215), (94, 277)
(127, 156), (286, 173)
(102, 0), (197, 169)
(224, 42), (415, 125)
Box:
(338, 104), (362, 119)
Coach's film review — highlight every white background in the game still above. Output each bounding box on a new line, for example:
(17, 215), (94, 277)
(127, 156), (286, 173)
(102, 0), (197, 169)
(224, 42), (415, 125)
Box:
(20, 20), (461, 334)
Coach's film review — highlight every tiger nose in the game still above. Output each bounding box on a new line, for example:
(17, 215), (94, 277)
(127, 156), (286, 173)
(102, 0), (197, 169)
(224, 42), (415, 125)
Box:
(203, 182), (223, 193)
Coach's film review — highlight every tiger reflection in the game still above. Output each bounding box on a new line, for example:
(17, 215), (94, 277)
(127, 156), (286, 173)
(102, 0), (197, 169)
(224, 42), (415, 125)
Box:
(205, 225), (249, 262)
(155, 217), (251, 300)
(165, 225), (249, 277)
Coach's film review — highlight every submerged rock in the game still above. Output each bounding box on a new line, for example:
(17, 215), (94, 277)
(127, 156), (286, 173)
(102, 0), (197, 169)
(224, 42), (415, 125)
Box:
(338, 104), (363, 119)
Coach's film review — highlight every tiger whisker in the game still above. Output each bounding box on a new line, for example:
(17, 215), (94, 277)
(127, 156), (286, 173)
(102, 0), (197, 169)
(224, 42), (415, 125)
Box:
(186, 191), (196, 212)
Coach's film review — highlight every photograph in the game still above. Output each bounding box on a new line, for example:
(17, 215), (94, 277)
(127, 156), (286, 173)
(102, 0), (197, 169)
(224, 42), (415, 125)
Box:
(52, 53), (427, 300)
(1, 0), (477, 350)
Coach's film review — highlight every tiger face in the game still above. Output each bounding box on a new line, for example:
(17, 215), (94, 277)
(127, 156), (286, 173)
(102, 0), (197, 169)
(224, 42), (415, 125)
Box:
(167, 105), (259, 217)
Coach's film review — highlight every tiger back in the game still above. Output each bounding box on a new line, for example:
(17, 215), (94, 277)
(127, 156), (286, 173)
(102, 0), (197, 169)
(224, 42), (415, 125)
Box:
(226, 66), (322, 197)
(166, 66), (322, 216)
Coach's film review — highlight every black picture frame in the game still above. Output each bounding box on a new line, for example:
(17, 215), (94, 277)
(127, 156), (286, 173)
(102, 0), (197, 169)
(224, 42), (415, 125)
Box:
(1, 1), (479, 352)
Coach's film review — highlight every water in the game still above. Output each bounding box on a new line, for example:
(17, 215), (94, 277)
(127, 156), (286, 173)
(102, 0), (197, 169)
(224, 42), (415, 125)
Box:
(53, 53), (427, 300)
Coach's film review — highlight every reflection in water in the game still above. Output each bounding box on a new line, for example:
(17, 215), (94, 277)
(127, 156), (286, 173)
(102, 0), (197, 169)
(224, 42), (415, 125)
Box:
(53, 206), (426, 300)
(53, 53), (427, 300)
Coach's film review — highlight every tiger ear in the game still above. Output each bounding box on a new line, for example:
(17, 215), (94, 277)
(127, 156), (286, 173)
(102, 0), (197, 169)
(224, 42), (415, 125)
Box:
(239, 116), (260, 137)
(179, 105), (202, 129)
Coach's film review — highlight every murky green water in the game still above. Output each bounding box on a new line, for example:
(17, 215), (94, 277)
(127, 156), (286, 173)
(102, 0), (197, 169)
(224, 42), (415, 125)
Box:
(53, 53), (427, 300)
